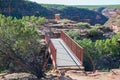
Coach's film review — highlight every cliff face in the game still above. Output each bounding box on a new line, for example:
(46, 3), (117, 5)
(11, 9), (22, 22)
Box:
(102, 8), (120, 18)
(0, 0), (108, 25)
(58, 7), (108, 25)
(105, 12), (120, 33)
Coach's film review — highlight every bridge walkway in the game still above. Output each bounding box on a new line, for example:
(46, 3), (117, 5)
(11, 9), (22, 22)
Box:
(51, 38), (81, 67)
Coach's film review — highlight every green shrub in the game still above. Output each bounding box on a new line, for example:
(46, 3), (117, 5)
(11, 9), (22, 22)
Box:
(95, 24), (101, 26)
(87, 28), (103, 37)
(66, 30), (80, 39)
(61, 19), (70, 24)
(77, 22), (90, 28)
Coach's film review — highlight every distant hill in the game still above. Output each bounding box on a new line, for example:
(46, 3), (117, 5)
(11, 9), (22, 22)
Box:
(41, 4), (120, 10)
(41, 4), (67, 10)
(56, 7), (108, 25)
(0, 0), (108, 25)
(0, 0), (53, 18)
(41, 4), (120, 18)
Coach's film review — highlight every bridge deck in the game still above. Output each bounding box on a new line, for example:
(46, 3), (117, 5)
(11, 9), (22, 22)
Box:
(51, 38), (82, 67)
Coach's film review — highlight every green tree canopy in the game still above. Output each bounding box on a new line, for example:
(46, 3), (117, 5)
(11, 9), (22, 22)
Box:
(0, 14), (45, 78)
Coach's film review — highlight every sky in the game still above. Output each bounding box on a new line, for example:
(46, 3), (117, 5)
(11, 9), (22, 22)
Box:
(29, 0), (120, 5)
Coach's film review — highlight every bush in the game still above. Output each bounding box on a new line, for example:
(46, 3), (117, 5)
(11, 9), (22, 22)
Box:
(75, 34), (120, 71)
(77, 22), (90, 28)
(87, 28), (103, 37)
(95, 24), (101, 26)
(66, 30), (80, 39)
(61, 19), (70, 24)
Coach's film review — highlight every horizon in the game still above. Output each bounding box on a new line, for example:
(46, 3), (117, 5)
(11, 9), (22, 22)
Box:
(29, 0), (120, 5)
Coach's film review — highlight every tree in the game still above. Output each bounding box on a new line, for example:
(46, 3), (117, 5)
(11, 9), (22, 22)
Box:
(0, 14), (45, 78)
(95, 40), (106, 56)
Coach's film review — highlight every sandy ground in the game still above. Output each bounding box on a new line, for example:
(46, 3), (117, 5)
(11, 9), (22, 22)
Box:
(67, 71), (120, 80)
(46, 69), (120, 80)
(0, 69), (120, 80)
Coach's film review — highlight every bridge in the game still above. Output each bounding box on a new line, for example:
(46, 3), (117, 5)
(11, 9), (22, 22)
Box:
(44, 31), (84, 70)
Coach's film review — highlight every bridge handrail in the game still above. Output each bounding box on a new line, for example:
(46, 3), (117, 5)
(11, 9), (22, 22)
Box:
(45, 33), (57, 69)
(49, 40), (57, 69)
(61, 31), (84, 65)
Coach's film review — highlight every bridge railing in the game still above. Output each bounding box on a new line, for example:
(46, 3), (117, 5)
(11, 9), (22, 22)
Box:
(61, 31), (84, 65)
(49, 40), (56, 69)
(45, 33), (57, 69)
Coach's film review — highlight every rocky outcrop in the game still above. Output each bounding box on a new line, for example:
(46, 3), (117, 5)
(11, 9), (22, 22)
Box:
(102, 8), (120, 18)
(104, 12), (120, 33)
(0, 72), (37, 80)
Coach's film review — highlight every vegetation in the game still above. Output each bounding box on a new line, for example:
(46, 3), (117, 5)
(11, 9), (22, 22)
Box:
(95, 24), (102, 26)
(61, 19), (71, 24)
(78, 34), (119, 70)
(0, 14), (45, 78)
(0, 0), (120, 74)
(74, 38), (95, 70)
(66, 30), (80, 39)
(59, 7), (108, 25)
(75, 5), (120, 10)
(77, 22), (90, 28)
(87, 28), (103, 37)
(0, 0), (53, 18)
(41, 4), (67, 10)
(0, 0), (108, 25)
(66, 30), (120, 71)
(41, 4), (120, 10)
(106, 5), (120, 9)
(73, 5), (106, 10)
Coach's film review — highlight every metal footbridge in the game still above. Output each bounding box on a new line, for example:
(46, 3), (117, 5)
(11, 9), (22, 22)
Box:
(45, 31), (84, 69)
